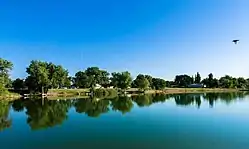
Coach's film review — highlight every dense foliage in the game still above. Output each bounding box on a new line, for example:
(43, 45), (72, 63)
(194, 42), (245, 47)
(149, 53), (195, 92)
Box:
(0, 58), (13, 95)
(25, 60), (70, 93)
(1, 58), (249, 95)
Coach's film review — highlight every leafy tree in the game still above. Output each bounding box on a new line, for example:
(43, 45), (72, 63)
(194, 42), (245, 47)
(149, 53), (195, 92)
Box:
(133, 74), (150, 91)
(194, 72), (201, 84)
(237, 77), (247, 88)
(152, 78), (167, 90)
(145, 75), (153, 88)
(74, 71), (91, 88)
(74, 67), (109, 88)
(12, 78), (26, 90)
(85, 67), (110, 87)
(0, 58), (13, 93)
(174, 75), (193, 87)
(26, 60), (69, 93)
(47, 63), (69, 89)
(202, 73), (219, 88)
(26, 60), (50, 93)
(110, 71), (132, 90)
(219, 75), (233, 88)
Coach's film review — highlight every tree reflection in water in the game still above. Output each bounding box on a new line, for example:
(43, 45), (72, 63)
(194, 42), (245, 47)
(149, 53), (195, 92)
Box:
(74, 98), (110, 117)
(0, 92), (247, 131)
(0, 100), (11, 131)
(111, 96), (133, 114)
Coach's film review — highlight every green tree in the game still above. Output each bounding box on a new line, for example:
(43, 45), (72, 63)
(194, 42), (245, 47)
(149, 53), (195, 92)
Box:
(110, 71), (132, 90)
(0, 58), (13, 93)
(12, 78), (26, 90)
(47, 63), (69, 89)
(237, 77), (247, 88)
(202, 73), (219, 88)
(74, 67), (109, 88)
(145, 75), (153, 88)
(152, 78), (167, 90)
(219, 75), (233, 88)
(194, 72), (201, 84)
(133, 74), (150, 91)
(74, 71), (91, 88)
(174, 75), (193, 87)
(26, 60), (50, 93)
(85, 67), (110, 87)
(26, 60), (69, 93)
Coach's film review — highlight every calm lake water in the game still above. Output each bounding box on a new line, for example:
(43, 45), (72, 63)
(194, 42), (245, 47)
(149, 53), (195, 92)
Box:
(1, 92), (249, 149)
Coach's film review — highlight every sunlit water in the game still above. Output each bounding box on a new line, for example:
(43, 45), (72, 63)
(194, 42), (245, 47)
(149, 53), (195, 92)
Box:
(1, 92), (249, 149)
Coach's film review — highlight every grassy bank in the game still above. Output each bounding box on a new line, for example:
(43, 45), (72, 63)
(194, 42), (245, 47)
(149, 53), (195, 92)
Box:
(144, 88), (240, 94)
(0, 92), (21, 100)
(0, 87), (240, 100)
(47, 88), (118, 98)
(47, 88), (90, 97)
(48, 87), (240, 97)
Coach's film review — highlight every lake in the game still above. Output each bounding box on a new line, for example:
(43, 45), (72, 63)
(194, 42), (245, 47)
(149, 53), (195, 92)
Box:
(1, 92), (249, 149)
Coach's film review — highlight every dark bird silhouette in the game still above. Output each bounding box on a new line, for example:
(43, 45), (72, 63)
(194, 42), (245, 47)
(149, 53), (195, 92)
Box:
(232, 40), (239, 44)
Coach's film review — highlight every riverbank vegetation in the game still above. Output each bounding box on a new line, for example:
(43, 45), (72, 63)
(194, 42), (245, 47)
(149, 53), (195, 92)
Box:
(1, 58), (249, 98)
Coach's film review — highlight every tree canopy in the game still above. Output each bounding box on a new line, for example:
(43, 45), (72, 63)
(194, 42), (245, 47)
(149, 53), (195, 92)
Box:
(25, 60), (70, 93)
(132, 74), (150, 91)
(110, 71), (132, 90)
(0, 58), (13, 93)
(74, 67), (109, 88)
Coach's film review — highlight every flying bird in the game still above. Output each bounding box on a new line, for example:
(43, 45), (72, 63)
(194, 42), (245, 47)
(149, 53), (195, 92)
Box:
(232, 40), (239, 44)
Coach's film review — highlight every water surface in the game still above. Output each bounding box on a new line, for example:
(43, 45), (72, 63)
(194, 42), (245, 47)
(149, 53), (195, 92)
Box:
(1, 92), (249, 149)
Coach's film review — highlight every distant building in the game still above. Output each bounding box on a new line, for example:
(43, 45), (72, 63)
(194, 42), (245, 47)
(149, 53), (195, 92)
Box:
(187, 84), (203, 88)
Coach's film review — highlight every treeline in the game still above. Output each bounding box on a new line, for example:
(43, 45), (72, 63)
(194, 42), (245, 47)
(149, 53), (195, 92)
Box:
(1, 58), (249, 94)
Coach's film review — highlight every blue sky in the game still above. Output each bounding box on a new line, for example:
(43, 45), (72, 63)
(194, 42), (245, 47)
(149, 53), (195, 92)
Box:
(0, 0), (248, 80)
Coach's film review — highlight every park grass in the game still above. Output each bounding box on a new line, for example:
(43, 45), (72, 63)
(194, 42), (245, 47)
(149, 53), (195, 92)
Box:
(47, 88), (118, 98)
(0, 92), (21, 100)
(47, 88), (240, 97)
(145, 88), (240, 94)
(47, 88), (90, 97)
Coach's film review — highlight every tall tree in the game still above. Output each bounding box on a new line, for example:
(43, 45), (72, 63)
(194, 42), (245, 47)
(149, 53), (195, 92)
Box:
(26, 60), (50, 93)
(145, 75), (153, 88)
(110, 71), (132, 90)
(74, 67), (109, 88)
(174, 75), (193, 87)
(152, 78), (167, 90)
(0, 58), (13, 92)
(195, 72), (201, 84)
(26, 60), (69, 93)
(12, 78), (26, 90)
(133, 74), (150, 91)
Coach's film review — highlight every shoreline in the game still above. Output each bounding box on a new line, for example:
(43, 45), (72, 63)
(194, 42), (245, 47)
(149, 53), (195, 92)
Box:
(145, 88), (240, 94)
(0, 88), (243, 100)
(44, 88), (242, 97)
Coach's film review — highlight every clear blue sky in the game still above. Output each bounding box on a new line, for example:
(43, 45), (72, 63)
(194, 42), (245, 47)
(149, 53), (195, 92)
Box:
(0, 0), (248, 80)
